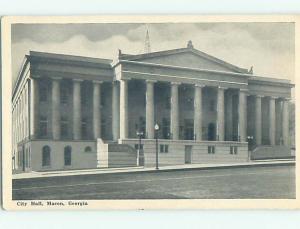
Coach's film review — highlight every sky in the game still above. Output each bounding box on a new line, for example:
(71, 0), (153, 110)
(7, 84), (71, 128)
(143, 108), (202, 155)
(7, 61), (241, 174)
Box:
(11, 22), (295, 87)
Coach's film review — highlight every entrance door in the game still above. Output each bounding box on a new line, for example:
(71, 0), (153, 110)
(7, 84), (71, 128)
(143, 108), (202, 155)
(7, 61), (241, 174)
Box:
(208, 123), (216, 141)
(185, 145), (192, 164)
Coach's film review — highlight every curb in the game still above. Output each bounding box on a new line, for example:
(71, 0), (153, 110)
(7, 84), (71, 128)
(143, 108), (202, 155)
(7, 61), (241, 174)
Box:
(12, 160), (295, 180)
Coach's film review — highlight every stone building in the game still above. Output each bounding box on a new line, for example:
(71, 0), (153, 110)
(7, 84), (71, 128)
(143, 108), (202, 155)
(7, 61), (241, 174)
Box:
(12, 41), (294, 172)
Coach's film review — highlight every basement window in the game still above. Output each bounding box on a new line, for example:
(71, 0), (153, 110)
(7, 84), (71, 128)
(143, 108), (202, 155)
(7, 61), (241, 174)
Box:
(208, 146), (215, 154)
(230, 146), (238, 155)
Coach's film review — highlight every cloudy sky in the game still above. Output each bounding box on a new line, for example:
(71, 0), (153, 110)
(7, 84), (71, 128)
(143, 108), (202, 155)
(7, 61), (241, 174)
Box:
(12, 22), (295, 86)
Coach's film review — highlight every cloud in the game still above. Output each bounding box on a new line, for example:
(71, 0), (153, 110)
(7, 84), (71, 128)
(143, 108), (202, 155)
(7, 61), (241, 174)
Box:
(12, 22), (295, 87)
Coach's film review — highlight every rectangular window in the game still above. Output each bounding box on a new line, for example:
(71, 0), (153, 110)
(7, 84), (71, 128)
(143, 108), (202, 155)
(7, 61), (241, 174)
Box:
(160, 144), (169, 153)
(209, 100), (215, 112)
(39, 85), (48, 102)
(100, 90), (106, 107)
(39, 116), (48, 137)
(61, 117), (69, 138)
(165, 96), (171, 109)
(208, 146), (215, 154)
(230, 146), (238, 155)
(186, 97), (194, 110)
(81, 118), (87, 139)
(81, 85), (88, 106)
(60, 88), (68, 104)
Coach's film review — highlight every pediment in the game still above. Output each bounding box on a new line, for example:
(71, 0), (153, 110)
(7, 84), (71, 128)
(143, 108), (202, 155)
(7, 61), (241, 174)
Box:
(125, 49), (248, 74)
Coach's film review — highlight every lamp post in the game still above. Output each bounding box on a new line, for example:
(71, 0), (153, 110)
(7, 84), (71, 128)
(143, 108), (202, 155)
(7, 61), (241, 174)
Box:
(154, 123), (160, 170)
(247, 135), (254, 161)
(136, 130), (143, 166)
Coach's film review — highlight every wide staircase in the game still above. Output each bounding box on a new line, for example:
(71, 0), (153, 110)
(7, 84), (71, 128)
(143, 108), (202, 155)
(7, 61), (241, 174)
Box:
(97, 140), (138, 168)
(251, 145), (294, 160)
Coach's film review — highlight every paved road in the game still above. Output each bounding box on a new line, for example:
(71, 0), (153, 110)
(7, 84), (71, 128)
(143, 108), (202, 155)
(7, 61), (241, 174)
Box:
(13, 165), (295, 199)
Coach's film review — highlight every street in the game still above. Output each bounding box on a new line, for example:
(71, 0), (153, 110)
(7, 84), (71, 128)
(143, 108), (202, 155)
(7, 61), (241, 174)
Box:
(13, 165), (295, 199)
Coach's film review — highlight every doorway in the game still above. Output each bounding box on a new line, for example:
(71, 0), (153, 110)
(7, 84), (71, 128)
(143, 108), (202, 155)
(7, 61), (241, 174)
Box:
(208, 123), (216, 141)
(185, 145), (192, 164)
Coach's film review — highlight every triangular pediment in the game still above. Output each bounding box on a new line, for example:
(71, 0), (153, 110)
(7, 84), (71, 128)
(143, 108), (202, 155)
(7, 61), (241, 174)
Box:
(121, 48), (248, 74)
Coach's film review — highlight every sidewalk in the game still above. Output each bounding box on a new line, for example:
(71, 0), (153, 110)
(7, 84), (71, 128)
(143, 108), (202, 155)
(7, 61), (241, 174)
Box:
(12, 159), (295, 180)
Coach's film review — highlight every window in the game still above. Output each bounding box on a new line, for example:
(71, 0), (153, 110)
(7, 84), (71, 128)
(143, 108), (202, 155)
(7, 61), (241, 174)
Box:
(165, 96), (171, 109)
(81, 85), (88, 106)
(39, 85), (48, 102)
(160, 144), (169, 153)
(230, 146), (238, 155)
(208, 146), (215, 154)
(162, 118), (170, 139)
(61, 117), (69, 138)
(186, 97), (194, 110)
(42, 145), (51, 166)
(39, 116), (48, 137)
(100, 89), (106, 106)
(81, 118), (87, 139)
(60, 87), (68, 104)
(209, 100), (215, 112)
(134, 144), (144, 150)
(101, 118), (106, 138)
(85, 146), (92, 152)
(64, 146), (72, 166)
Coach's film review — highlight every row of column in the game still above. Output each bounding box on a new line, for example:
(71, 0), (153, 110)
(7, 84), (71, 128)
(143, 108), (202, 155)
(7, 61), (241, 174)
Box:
(31, 77), (120, 141)
(30, 77), (289, 145)
(119, 79), (247, 142)
(255, 95), (289, 146)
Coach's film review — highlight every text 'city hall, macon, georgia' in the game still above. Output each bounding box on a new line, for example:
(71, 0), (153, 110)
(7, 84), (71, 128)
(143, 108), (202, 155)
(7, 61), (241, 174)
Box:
(12, 41), (294, 172)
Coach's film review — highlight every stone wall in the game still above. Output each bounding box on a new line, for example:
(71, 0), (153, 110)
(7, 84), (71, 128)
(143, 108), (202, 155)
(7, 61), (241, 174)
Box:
(121, 139), (249, 167)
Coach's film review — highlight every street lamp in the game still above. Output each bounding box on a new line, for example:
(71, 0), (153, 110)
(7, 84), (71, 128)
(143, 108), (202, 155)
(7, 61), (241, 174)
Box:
(154, 123), (160, 170)
(247, 135), (254, 161)
(136, 130), (144, 166)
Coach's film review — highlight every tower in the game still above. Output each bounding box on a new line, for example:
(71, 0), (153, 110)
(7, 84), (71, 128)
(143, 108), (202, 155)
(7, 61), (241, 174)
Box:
(144, 29), (151, 53)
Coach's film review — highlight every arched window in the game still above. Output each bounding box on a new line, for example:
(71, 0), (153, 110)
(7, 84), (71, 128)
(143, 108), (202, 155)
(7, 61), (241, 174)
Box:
(42, 145), (51, 167)
(64, 146), (72, 166)
(84, 146), (92, 152)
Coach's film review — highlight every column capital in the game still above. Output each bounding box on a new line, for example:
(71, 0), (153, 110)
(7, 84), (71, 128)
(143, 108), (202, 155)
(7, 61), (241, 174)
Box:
(73, 78), (84, 82)
(51, 76), (62, 81)
(146, 79), (157, 84)
(282, 97), (291, 101)
(239, 88), (248, 93)
(218, 86), (227, 90)
(255, 94), (264, 98)
(195, 84), (205, 88)
(92, 80), (103, 84)
(120, 78), (131, 82)
(171, 81), (181, 86)
(269, 96), (278, 100)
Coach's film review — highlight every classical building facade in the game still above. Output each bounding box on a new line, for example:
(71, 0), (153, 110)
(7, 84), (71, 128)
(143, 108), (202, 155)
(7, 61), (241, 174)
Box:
(12, 41), (293, 172)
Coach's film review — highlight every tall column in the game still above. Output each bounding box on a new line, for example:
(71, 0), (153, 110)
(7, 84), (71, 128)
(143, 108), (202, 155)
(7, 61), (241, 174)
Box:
(93, 81), (102, 139)
(73, 79), (82, 140)
(52, 77), (61, 140)
(112, 81), (120, 141)
(120, 79), (128, 139)
(225, 92), (233, 141)
(255, 95), (263, 145)
(282, 98), (290, 146)
(238, 89), (247, 142)
(269, 96), (276, 145)
(217, 86), (225, 141)
(194, 84), (204, 140)
(146, 80), (156, 139)
(170, 82), (180, 140)
(29, 77), (39, 138)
